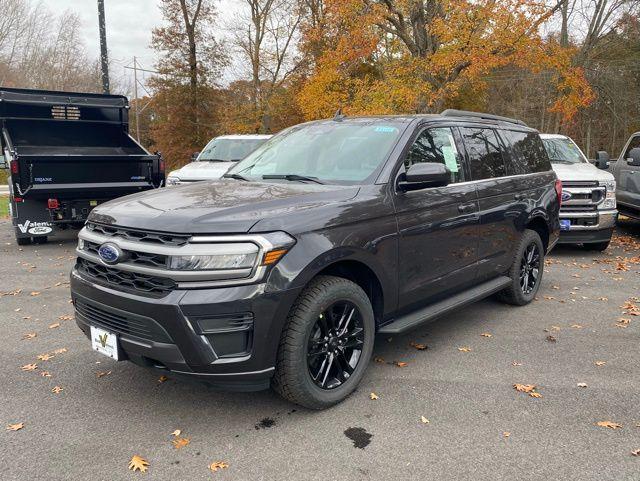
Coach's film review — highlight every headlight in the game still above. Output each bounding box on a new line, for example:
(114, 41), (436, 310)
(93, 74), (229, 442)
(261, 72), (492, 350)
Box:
(166, 176), (180, 186)
(600, 180), (616, 209)
(169, 232), (295, 271)
(170, 252), (258, 270)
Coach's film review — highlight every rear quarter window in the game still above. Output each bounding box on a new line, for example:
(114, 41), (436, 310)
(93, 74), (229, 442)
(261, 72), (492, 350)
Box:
(623, 135), (640, 159)
(501, 130), (551, 174)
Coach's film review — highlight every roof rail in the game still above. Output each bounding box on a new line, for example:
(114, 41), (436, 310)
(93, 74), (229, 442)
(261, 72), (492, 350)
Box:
(441, 109), (527, 127)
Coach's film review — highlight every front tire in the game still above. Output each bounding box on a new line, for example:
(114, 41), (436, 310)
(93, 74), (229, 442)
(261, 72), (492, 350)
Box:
(498, 229), (545, 306)
(272, 275), (375, 409)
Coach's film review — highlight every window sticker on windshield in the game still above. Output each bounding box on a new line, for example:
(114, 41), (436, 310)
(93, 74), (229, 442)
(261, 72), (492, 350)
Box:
(374, 126), (397, 133)
(442, 146), (458, 173)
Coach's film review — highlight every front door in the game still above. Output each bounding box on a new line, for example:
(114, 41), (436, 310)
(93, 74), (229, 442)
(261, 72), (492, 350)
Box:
(615, 134), (640, 211)
(393, 125), (479, 312)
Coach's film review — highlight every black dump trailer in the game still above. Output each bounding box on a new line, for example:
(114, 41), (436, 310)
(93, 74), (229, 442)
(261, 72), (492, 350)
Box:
(0, 87), (164, 245)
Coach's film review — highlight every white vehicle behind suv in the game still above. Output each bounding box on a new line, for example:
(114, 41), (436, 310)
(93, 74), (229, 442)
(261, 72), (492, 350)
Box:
(541, 134), (617, 251)
(166, 134), (271, 185)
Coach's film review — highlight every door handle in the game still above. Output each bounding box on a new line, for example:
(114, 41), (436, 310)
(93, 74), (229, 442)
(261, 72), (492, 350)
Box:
(457, 203), (476, 213)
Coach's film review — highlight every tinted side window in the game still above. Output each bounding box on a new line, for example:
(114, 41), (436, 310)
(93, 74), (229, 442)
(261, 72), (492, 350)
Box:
(623, 135), (640, 159)
(460, 128), (505, 180)
(503, 130), (550, 173)
(404, 127), (465, 183)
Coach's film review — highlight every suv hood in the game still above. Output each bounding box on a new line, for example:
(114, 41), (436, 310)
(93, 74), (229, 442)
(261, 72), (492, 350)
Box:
(551, 162), (615, 183)
(169, 161), (236, 181)
(88, 180), (359, 234)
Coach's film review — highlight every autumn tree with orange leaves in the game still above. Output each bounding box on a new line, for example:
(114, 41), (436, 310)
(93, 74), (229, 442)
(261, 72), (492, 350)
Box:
(298, 0), (594, 123)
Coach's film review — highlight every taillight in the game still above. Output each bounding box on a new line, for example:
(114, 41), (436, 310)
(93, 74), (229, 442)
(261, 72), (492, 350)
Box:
(14, 197), (23, 203)
(10, 159), (18, 174)
(159, 159), (165, 173)
(555, 179), (563, 206)
(47, 198), (60, 209)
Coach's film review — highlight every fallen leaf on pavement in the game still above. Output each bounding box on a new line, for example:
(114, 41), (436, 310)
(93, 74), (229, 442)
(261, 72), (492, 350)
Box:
(6, 423), (24, 431)
(503, 432), (510, 438)
(58, 315), (73, 321)
(37, 353), (54, 361)
(577, 383), (588, 388)
(51, 386), (63, 394)
(48, 323), (60, 329)
(30, 291), (40, 296)
(596, 421), (622, 430)
(632, 449), (640, 457)
(374, 357), (385, 363)
(395, 361), (408, 367)
(514, 384), (536, 393)
(420, 416), (429, 424)
(512, 361), (523, 366)
(96, 371), (111, 378)
(158, 375), (168, 383)
(171, 429), (181, 437)
(22, 333), (37, 340)
(172, 437), (190, 449)
(529, 392), (543, 398)
(546, 335), (557, 342)
(410, 342), (428, 350)
(370, 392), (378, 400)
(458, 347), (471, 352)
(40, 371), (51, 377)
(209, 461), (229, 472)
(21, 363), (37, 371)
(52, 348), (67, 354)
(570, 324), (583, 329)
(128, 455), (149, 473)
(616, 318), (631, 328)
(480, 333), (492, 338)
(595, 361), (606, 366)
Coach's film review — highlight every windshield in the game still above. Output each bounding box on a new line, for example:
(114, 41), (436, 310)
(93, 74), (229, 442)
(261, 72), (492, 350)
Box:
(227, 120), (405, 184)
(198, 138), (267, 162)
(542, 137), (587, 164)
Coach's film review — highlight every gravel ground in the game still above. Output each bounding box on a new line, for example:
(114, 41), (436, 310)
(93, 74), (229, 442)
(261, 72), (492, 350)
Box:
(1, 218), (639, 481)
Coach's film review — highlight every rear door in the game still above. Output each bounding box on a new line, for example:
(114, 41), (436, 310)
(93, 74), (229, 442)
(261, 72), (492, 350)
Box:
(615, 134), (640, 210)
(460, 126), (531, 280)
(394, 124), (480, 311)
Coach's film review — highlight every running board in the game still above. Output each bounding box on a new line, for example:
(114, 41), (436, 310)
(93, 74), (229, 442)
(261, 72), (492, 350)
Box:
(378, 276), (511, 335)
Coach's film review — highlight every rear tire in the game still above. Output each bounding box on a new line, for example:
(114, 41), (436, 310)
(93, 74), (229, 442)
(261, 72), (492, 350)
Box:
(16, 236), (30, 246)
(272, 275), (375, 410)
(498, 229), (545, 306)
(32, 236), (48, 245)
(584, 241), (610, 252)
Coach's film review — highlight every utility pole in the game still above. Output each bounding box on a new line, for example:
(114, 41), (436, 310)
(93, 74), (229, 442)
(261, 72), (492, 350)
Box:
(97, 0), (110, 94)
(133, 57), (140, 142)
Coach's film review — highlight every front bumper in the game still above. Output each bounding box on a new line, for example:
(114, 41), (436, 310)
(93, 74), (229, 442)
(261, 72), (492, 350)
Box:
(71, 269), (301, 391)
(557, 209), (617, 244)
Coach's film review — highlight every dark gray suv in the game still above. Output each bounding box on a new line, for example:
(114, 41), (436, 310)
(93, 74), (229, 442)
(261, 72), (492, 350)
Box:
(71, 110), (561, 409)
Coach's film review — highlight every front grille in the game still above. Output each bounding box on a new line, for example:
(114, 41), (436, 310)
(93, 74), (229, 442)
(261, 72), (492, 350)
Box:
(76, 258), (175, 297)
(86, 222), (190, 246)
(84, 240), (168, 268)
(75, 298), (172, 343)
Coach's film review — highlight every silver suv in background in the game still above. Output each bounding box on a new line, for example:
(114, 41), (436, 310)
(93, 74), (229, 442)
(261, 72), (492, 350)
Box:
(541, 134), (617, 251)
(610, 132), (640, 220)
(166, 135), (271, 185)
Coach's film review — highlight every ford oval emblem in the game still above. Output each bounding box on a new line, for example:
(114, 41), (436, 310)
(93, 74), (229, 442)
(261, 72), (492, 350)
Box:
(561, 191), (572, 202)
(98, 243), (122, 265)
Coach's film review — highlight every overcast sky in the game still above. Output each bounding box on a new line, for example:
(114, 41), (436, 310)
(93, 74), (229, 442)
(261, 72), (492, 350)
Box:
(40, 0), (237, 91)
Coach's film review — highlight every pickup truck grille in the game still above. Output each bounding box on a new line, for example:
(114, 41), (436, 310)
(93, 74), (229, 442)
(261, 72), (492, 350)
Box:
(86, 222), (190, 246)
(561, 181), (605, 213)
(76, 258), (176, 297)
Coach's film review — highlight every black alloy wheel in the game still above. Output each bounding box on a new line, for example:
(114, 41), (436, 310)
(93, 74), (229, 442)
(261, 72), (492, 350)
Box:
(307, 301), (364, 390)
(519, 242), (540, 295)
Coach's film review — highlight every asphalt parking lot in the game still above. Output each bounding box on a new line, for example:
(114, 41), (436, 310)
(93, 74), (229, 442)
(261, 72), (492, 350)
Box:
(1, 218), (639, 481)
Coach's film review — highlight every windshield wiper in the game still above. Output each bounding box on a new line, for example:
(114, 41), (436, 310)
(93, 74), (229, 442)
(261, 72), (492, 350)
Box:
(202, 158), (229, 162)
(223, 173), (251, 181)
(262, 174), (325, 185)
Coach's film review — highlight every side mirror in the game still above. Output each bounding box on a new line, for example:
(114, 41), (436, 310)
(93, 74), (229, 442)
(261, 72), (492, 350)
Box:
(627, 147), (640, 167)
(398, 163), (450, 191)
(595, 151), (610, 170)
(190, 151), (200, 162)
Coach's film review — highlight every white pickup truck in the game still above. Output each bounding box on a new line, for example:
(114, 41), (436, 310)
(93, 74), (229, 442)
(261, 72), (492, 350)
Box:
(540, 134), (617, 251)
